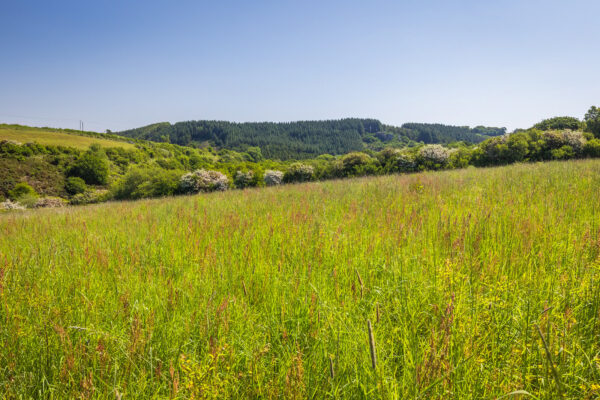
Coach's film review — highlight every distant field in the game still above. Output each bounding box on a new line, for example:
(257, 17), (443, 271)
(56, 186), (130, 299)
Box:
(0, 125), (135, 150)
(1, 160), (600, 398)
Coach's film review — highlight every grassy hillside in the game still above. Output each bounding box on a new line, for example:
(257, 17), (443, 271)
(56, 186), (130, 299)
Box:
(0, 124), (136, 150)
(1, 160), (600, 398)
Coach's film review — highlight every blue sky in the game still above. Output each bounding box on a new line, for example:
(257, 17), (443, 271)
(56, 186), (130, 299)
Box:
(1, 0), (598, 132)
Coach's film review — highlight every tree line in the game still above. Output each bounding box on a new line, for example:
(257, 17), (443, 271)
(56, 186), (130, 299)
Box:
(117, 119), (506, 160)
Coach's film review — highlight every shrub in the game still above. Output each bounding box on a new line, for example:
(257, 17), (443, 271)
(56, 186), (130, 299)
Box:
(0, 199), (25, 211)
(8, 182), (37, 201)
(338, 152), (378, 177)
(263, 170), (284, 186)
(70, 190), (112, 205)
(34, 197), (67, 208)
(112, 167), (181, 200)
(65, 177), (87, 195)
(417, 145), (450, 170)
(69, 146), (110, 185)
(550, 145), (575, 160)
(179, 169), (229, 194)
(584, 139), (600, 157)
(234, 170), (257, 189)
(394, 153), (417, 173)
(283, 163), (314, 183)
(561, 130), (586, 154)
(448, 147), (473, 169)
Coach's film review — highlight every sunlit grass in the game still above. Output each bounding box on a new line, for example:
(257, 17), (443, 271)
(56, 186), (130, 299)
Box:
(1, 160), (600, 398)
(0, 125), (135, 150)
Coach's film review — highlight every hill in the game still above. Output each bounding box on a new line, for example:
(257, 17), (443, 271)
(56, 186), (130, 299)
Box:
(117, 119), (506, 159)
(2, 121), (599, 206)
(0, 124), (136, 150)
(2, 160), (600, 398)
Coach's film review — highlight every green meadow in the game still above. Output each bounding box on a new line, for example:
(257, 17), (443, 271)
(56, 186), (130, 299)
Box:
(1, 160), (600, 399)
(0, 125), (135, 150)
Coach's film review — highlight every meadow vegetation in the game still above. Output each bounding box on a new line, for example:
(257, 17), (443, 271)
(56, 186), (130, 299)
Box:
(3, 107), (600, 212)
(1, 160), (600, 398)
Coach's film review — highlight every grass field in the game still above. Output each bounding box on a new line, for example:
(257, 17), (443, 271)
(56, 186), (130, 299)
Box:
(0, 125), (135, 150)
(1, 160), (600, 399)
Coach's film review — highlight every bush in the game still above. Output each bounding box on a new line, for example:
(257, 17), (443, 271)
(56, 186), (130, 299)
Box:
(34, 197), (67, 208)
(550, 145), (575, 160)
(8, 182), (37, 201)
(338, 152), (378, 177)
(283, 163), (314, 183)
(561, 130), (586, 154)
(234, 170), (258, 189)
(69, 147), (110, 185)
(65, 177), (87, 195)
(417, 145), (450, 170)
(448, 147), (473, 169)
(112, 167), (181, 200)
(0, 199), (26, 211)
(263, 170), (283, 186)
(179, 169), (229, 194)
(584, 139), (600, 157)
(70, 190), (112, 205)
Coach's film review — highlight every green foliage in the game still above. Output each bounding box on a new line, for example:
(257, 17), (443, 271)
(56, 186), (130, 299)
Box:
(399, 123), (506, 144)
(118, 119), (378, 160)
(8, 182), (37, 201)
(533, 116), (582, 131)
(585, 106), (600, 138)
(233, 170), (258, 189)
(119, 119), (508, 160)
(69, 189), (112, 205)
(0, 157), (67, 199)
(112, 167), (182, 200)
(283, 163), (314, 183)
(68, 146), (110, 185)
(584, 138), (600, 157)
(337, 152), (379, 177)
(64, 177), (87, 195)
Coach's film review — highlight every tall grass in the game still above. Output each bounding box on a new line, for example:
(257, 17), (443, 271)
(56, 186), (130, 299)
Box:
(1, 160), (600, 399)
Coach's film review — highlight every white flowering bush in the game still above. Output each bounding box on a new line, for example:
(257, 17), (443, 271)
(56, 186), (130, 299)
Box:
(0, 199), (26, 211)
(263, 170), (283, 186)
(560, 130), (586, 153)
(418, 144), (450, 169)
(34, 197), (67, 208)
(180, 169), (229, 193)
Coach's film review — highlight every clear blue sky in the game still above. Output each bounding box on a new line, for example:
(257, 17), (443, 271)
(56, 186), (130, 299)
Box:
(1, 0), (598, 132)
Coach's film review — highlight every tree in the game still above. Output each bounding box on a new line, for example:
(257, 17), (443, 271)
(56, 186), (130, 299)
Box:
(69, 145), (110, 185)
(112, 167), (181, 200)
(533, 116), (582, 131)
(585, 106), (600, 138)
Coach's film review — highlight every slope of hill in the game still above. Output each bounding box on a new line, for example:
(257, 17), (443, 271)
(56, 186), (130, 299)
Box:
(393, 123), (506, 144)
(117, 119), (506, 159)
(0, 124), (136, 150)
(2, 160), (599, 398)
